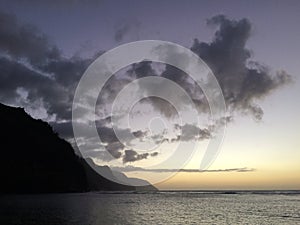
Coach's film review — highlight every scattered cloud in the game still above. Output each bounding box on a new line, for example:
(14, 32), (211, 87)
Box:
(122, 150), (149, 163)
(0, 11), (292, 165)
(174, 123), (211, 142)
(150, 152), (159, 157)
(113, 165), (256, 173)
(0, 11), (91, 120)
(127, 15), (291, 121)
(105, 141), (124, 159)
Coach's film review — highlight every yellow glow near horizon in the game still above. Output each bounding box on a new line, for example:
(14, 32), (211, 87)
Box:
(155, 169), (300, 190)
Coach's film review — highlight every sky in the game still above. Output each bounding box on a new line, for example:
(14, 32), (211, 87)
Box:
(0, 0), (299, 190)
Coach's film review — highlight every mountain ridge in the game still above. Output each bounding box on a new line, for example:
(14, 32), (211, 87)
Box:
(0, 103), (156, 193)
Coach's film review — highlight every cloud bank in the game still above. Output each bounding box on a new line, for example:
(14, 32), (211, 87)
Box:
(0, 11), (292, 164)
(112, 166), (256, 173)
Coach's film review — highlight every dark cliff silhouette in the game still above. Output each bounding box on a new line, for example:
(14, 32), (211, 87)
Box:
(85, 158), (157, 191)
(0, 103), (156, 193)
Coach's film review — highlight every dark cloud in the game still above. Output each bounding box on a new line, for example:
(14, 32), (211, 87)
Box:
(97, 72), (133, 106)
(97, 126), (145, 145)
(191, 15), (292, 120)
(0, 57), (72, 120)
(152, 123), (212, 144)
(97, 125), (154, 162)
(129, 62), (187, 117)
(51, 117), (151, 162)
(105, 141), (124, 159)
(127, 15), (291, 121)
(131, 61), (156, 78)
(150, 152), (159, 157)
(160, 65), (210, 114)
(0, 11), (292, 165)
(97, 126), (121, 143)
(122, 150), (149, 163)
(0, 11), (92, 120)
(132, 130), (147, 139)
(97, 115), (112, 126)
(0, 11), (60, 67)
(174, 123), (211, 142)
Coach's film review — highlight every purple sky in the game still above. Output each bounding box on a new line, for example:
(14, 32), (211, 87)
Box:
(0, 0), (299, 189)
(2, 0), (300, 67)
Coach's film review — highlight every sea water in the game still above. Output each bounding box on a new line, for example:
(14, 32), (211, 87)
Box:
(1, 191), (300, 225)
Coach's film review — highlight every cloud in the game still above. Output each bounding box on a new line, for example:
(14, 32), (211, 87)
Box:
(113, 165), (256, 173)
(105, 141), (124, 159)
(114, 19), (140, 42)
(0, 57), (72, 120)
(0, 11), (291, 125)
(0, 11), (60, 67)
(127, 15), (291, 121)
(0, 11), (92, 120)
(0, 11), (292, 165)
(191, 15), (292, 120)
(150, 152), (159, 157)
(132, 130), (147, 138)
(174, 123), (211, 142)
(51, 117), (154, 162)
(122, 150), (149, 163)
(131, 61), (157, 78)
(97, 125), (147, 145)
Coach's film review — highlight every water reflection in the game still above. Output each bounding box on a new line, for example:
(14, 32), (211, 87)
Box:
(1, 192), (300, 225)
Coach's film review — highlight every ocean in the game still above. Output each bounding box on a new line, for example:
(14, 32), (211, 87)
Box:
(1, 191), (300, 225)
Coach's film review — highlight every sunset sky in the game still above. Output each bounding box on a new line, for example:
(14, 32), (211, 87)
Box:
(0, 0), (299, 190)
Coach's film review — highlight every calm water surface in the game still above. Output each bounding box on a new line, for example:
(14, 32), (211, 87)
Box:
(1, 191), (300, 225)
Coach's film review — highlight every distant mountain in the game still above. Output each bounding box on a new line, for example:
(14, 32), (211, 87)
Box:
(112, 170), (157, 191)
(86, 158), (157, 191)
(0, 103), (156, 193)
